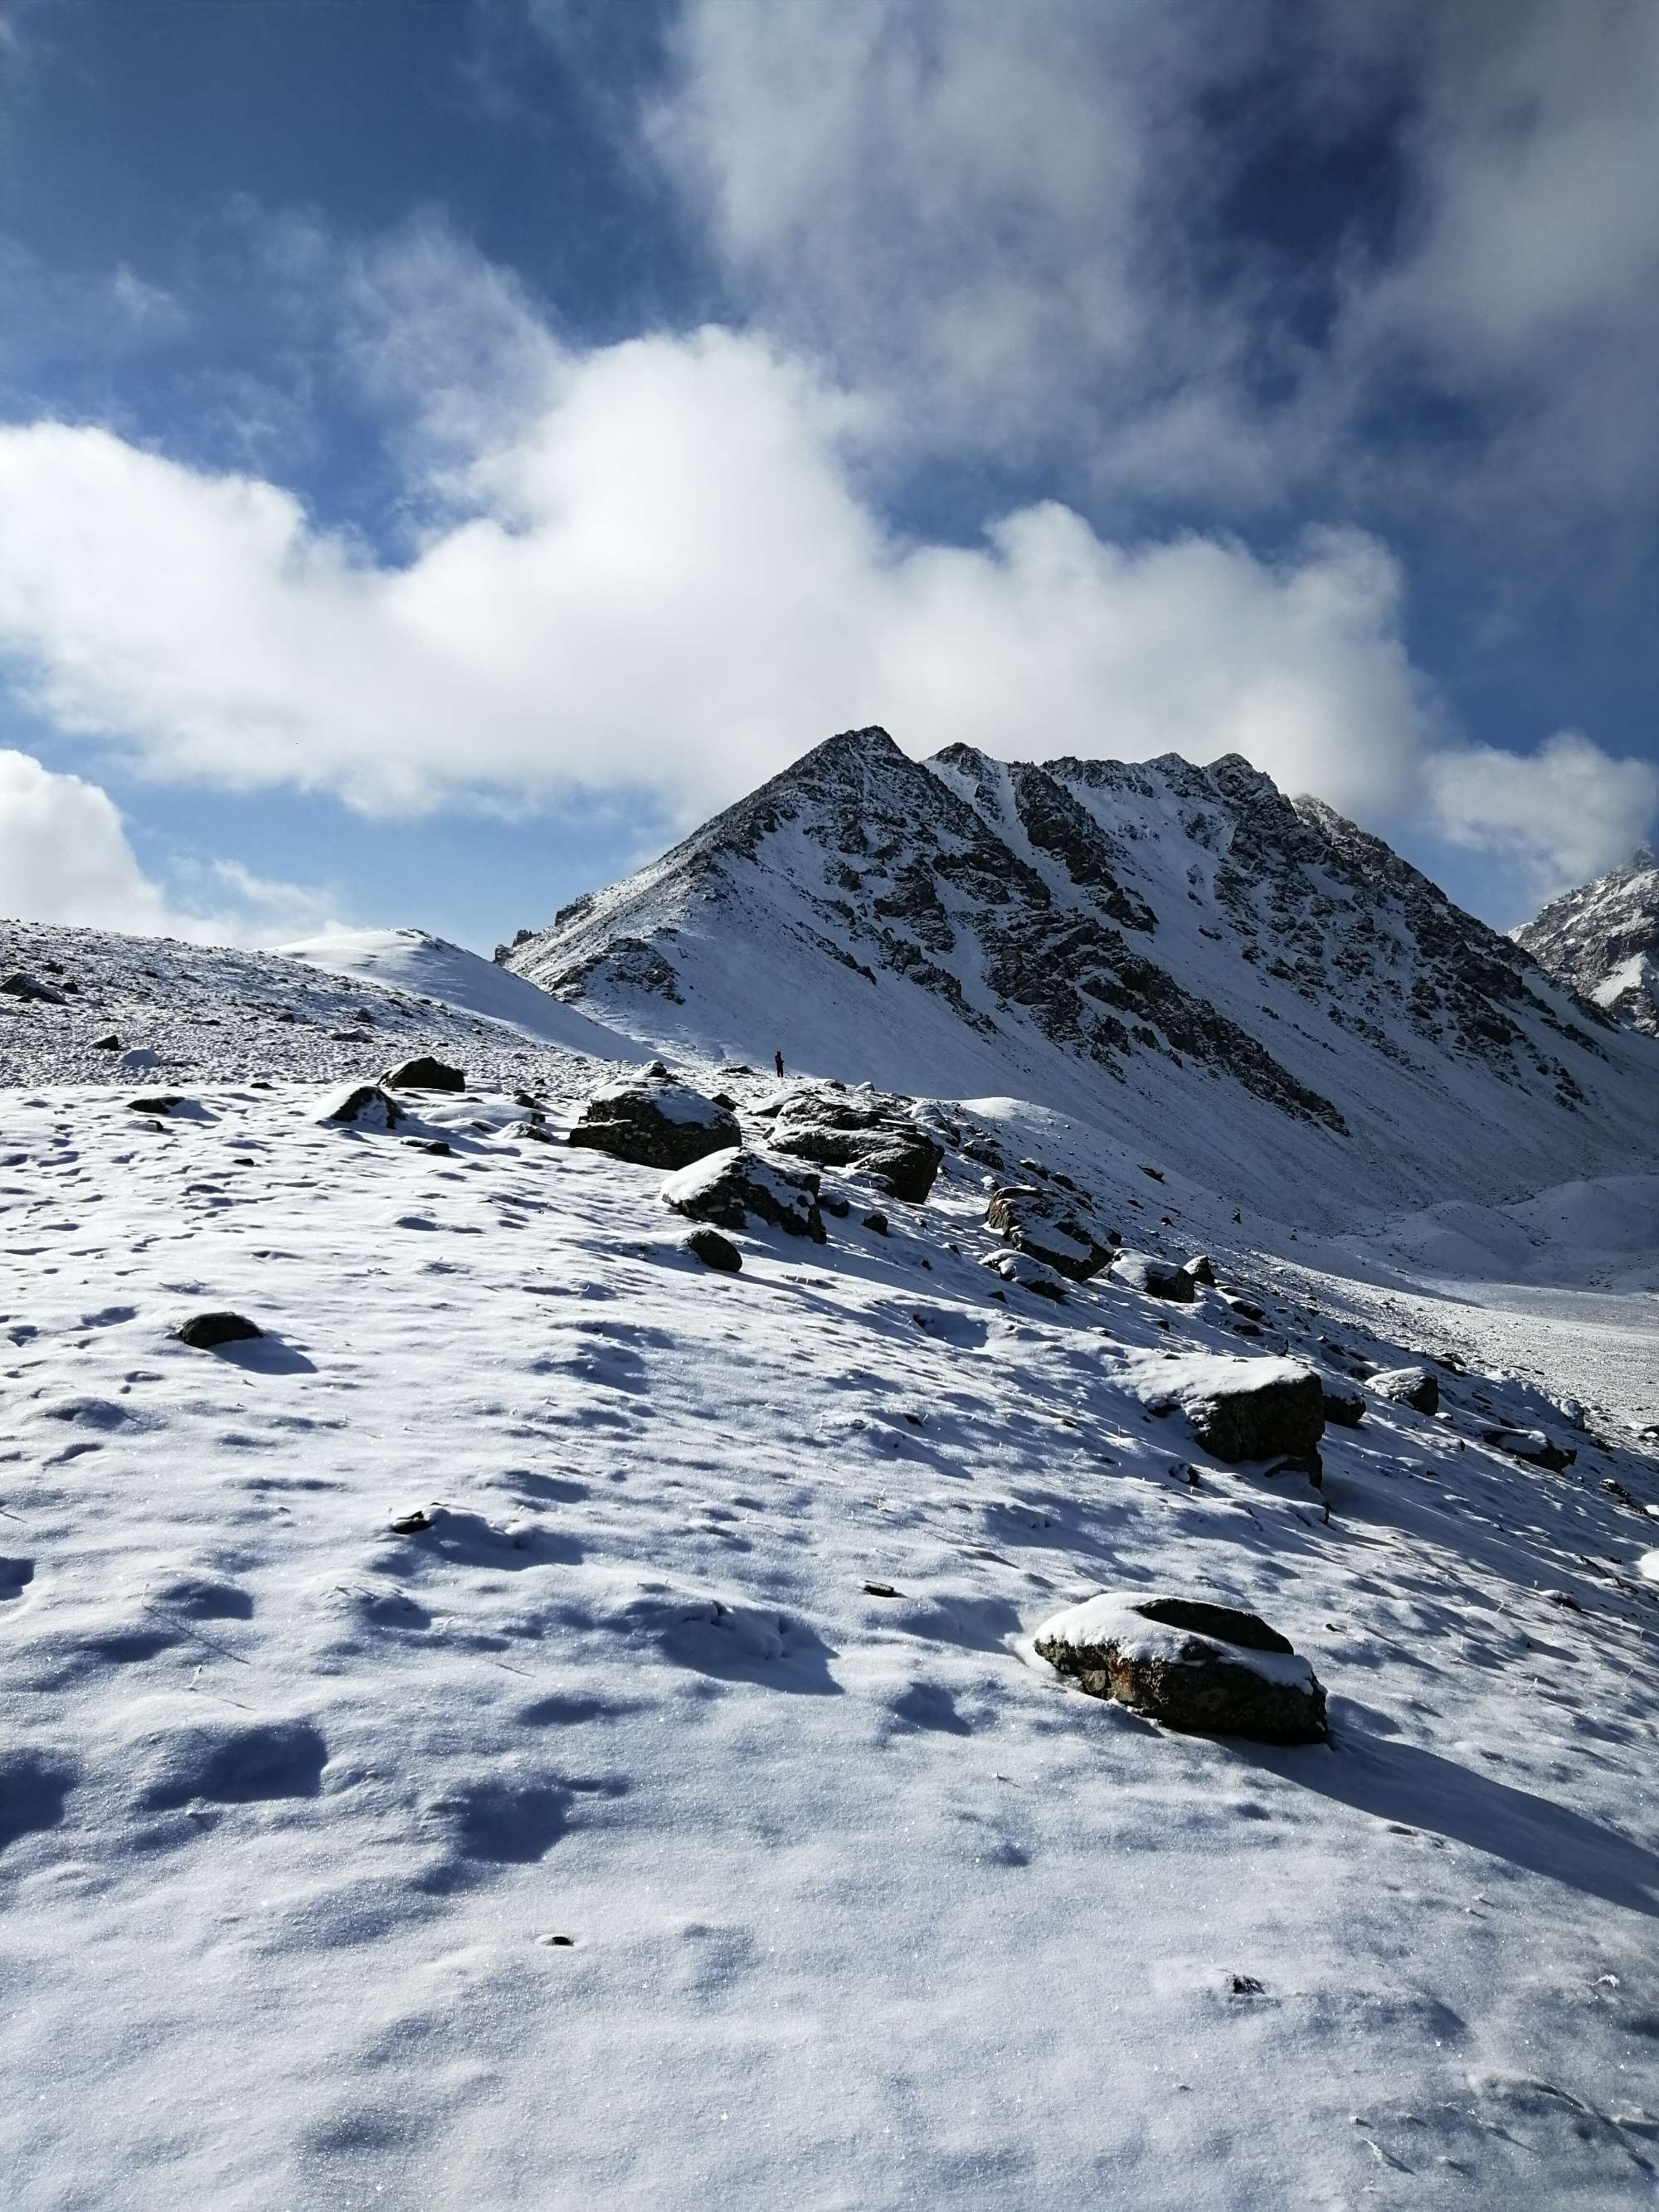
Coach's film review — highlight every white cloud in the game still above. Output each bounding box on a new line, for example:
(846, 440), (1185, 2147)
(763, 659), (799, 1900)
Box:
(0, 326), (1436, 827)
(1428, 731), (1659, 900)
(0, 748), (343, 944)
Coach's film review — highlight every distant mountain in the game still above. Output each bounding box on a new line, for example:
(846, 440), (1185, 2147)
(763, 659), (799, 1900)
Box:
(1513, 847), (1659, 1040)
(506, 727), (1658, 1221)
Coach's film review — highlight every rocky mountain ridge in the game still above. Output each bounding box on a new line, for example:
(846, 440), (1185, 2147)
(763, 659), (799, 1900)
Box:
(506, 727), (1657, 1223)
(1515, 845), (1659, 1039)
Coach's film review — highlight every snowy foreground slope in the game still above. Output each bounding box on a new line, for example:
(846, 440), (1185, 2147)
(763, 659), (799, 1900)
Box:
(508, 729), (1659, 1223)
(5, 1035), (1659, 2207)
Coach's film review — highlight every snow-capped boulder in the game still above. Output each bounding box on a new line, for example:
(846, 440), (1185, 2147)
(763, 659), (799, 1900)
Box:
(979, 1248), (1067, 1301)
(1110, 1250), (1198, 1303)
(1372, 1365), (1440, 1415)
(1035, 1591), (1327, 1743)
(570, 1077), (741, 1170)
(383, 1055), (466, 1092)
(319, 1082), (405, 1130)
(1481, 1426), (1576, 1472)
(768, 1092), (943, 1203)
(1183, 1254), (1217, 1286)
(985, 1185), (1112, 1281)
(661, 1148), (825, 1242)
(1136, 1352), (1326, 1464)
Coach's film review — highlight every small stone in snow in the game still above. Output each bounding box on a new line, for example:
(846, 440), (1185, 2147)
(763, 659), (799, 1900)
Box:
(390, 1509), (432, 1534)
(384, 1055), (466, 1091)
(864, 1582), (902, 1598)
(863, 1210), (889, 1234)
(684, 1228), (742, 1274)
(92, 1033), (121, 1051)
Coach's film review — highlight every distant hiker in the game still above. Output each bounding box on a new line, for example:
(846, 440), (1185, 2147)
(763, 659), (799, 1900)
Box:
(774, 1049), (785, 1078)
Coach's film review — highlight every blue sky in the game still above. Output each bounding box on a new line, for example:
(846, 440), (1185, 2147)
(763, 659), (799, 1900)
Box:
(1, 0), (1656, 949)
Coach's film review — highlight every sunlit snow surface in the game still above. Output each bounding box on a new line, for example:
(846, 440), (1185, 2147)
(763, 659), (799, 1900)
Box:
(3, 936), (1659, 2206)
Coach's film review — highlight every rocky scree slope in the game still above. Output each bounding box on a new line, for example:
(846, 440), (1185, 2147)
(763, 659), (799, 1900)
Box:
(506, 729), (1658, 1222)
(1515, 846), (1659, 1039)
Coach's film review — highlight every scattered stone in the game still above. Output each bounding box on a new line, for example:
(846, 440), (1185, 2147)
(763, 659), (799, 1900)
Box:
(570, 1076), (741, 1170)
(684, 1227), (742, 1273)
(864, 1582), (902, 1599)
(661, 1147), (825, 1242)
(1222, 1292), (1264, 1321)
(862, 1209), (890, 1234)
(819, 1190), (852, 1218)
(383, 1055), (466, 1091)
(91, 1033), (121, 1052)
(127, 1095), (182, 1116)
(1111, 1250), (1198, 1303)
(407, 1138), (452, 1156)
(390, 1509), (432, 1535)
(1034, 1590), (1327, 1743)
(1482, 1427), (1576, 1472)
(1140, 1164), (1165, 1183)
(1, 970), (66, 1004)
(1372, 1366), (1440, 1415)
(1320, 1378), (1367, 1428)
(515, 1122), (556, 1143)
(1183, 1254), (1217, 1286)
(985, 1184), (1112, 1281)
(319, 1082), (404, 1130)
(176, 1311), (263, 1350)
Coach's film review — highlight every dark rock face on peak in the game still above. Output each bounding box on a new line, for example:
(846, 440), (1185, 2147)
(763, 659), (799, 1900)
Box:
(1515, 848), (1659, 1039)
(506, 727), (1658, 1219)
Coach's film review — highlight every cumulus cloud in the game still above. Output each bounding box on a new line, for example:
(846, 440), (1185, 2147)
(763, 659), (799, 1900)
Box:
(0, 749), (343, 944)
(1428, 732), (1659, 901)
(0, 324), (1436, 826)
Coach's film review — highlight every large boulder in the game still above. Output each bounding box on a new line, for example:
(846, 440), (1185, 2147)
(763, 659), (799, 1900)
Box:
(768, 1091), (943, 1203)
(1034, 1591), (1327, 1743)
(1110, 1249), (1197, 1303)
(979, 1248), (1067, 1301)
(985, 1185), (1113, 1281)
(1137, 1353), (1326, 1465)
(1, 970), (66, 1004)
(1319, 1376), (1366, 1428)
(661, 1148), (825, 1242)
(383, 1056), (466, 1092)
(320, 1082), (404, 1130)
(569, 1077), (741, 1170)
(1481, 1426), (1576, 1472)
(1372, 1365), (1439, 1416)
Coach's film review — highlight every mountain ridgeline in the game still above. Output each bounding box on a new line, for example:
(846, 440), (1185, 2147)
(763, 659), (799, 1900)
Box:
(507, 728), (1658, 1221)
(1515, 844), (1659, 1039)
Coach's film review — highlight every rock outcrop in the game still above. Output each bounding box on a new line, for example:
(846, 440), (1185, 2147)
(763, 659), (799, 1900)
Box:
(985, 1185), (1113, 1281)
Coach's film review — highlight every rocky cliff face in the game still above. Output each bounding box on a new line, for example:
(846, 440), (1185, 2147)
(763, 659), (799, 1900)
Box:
(1514, 847), (1659, 1040)
(506, 727), (1657, 1219)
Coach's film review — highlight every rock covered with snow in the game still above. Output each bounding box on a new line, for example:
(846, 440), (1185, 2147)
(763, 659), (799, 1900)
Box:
(984, 1184), (1112, 1281)
(766, 1089), (943, 1203)
(1372, 1364), (1440, 1415)
(1034, 1592), (1327, 1743)
(571, 1073), (742, 1169)
(979, 1247), (1067, 1300)
(1480, 1426), (1576, 1472)
(319, 1082), (405, 1130)
(1134, 1352), (1326, 1464)
(660, 1147), (826, 1242)
(1110, 1249), (1198, 1303)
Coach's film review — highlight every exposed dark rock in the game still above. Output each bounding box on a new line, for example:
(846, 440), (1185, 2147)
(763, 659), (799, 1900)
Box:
(1035, 1591), (1327, 1743)
(1372, 1366), (1440, 1415)
(176, 1311), (262, 1349)
(569, 1077), (741, 1170)
(384, 1056), (466, 1091)
(980, 1248), (1066, 1300)
(1183, 1254), (1216, 1286)
(684, 1227), (742, 1273)
(1481, 1427), (1576, 1472)
(127, 1095), (182, 1115)
(767, 1091), (943, 1202)
(1153, 1358), (1326, 1463)
(1320, 1378), (1366, 1428)
(91, 1033), (121, 1051)
(661, 1148), (825, 1242)
(2, 971), (66, 1004)
(320, 1082), (404, 1130)
(863, 1209), (889, 1234)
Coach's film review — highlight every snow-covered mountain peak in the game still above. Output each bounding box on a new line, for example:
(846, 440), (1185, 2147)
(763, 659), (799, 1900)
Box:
(1515, 846), (1659, 1039)
(506, 729), (1657, 1223)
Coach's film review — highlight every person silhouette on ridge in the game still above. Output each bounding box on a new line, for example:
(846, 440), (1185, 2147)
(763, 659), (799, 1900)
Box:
(774, 1049), (785, 1078)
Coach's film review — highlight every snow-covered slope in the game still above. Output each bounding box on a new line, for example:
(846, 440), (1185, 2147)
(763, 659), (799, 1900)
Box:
(0, 917), (643, 1089)
(507, 729), (1658, 1224)
(279, 926), (641, 1058)
(5, 1058), (1658, 2209)
(1515, 845), (1659, 1038)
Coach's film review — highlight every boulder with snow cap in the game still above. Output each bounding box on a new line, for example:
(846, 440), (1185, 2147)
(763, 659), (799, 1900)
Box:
(769, 1091), (943, 1202)
(570, 1077), (741, 1170)
(985, 1185), (1113, 1281)
(661, 1147), (825, 1242)
(1481, 1426), (1576, 1472)
(1110, 1249), (1197, 1303)
(1136, 1352), (1326, 1466)
(1183, 1254), (1217, 1286)
(1034, 1591), (1327, 1743)
(1372, 1365), (1440, 1416)
(320, 1082), (405, 1130)
(980, 1249), (1067, 1301)
(1319, 1377), (1366, 1428)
